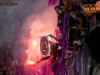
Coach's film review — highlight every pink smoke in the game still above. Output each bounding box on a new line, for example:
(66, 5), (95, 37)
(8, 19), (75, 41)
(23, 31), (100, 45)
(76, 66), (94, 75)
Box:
(21, 6), (57, 63)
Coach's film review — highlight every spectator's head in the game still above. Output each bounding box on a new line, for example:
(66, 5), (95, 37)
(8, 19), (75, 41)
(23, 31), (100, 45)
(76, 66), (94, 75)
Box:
(54, 6), (60, 14)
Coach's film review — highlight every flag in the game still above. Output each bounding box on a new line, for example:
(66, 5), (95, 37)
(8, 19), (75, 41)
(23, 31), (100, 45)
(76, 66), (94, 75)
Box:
(40, 36), (50, 57)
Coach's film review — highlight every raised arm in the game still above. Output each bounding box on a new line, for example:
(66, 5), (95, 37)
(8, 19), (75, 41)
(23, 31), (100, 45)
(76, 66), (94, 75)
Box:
(49, 33), (63, 41)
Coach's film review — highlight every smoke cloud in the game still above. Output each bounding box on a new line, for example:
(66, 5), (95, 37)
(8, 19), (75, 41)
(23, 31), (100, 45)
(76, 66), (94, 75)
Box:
(0, 0), (48, 44)
(0, 0), (59, 75)
(21, 6), (57, 63)
(0, 1), (59, 73)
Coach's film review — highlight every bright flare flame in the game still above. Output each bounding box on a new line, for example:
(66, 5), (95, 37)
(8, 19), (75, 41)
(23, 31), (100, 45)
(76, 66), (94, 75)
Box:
(26, 60), (35, 65)
(32, 40), (37, 47)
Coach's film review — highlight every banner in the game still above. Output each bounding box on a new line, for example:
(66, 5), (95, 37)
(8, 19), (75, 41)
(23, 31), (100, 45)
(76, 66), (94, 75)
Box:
(40, 36), (50, 57)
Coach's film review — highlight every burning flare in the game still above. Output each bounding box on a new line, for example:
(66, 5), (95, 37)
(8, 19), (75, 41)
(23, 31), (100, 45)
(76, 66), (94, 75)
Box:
(33, 40), (38, 47)
(26, 59), (35, 65)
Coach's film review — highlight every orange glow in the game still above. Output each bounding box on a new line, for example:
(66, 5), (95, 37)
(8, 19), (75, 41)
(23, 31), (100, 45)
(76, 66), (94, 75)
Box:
(26, 60), (35, 65)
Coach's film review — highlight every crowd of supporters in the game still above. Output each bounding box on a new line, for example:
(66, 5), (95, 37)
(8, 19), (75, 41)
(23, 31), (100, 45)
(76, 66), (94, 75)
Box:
(0, 44), (14, 75)
(49, 0), (100, 75)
